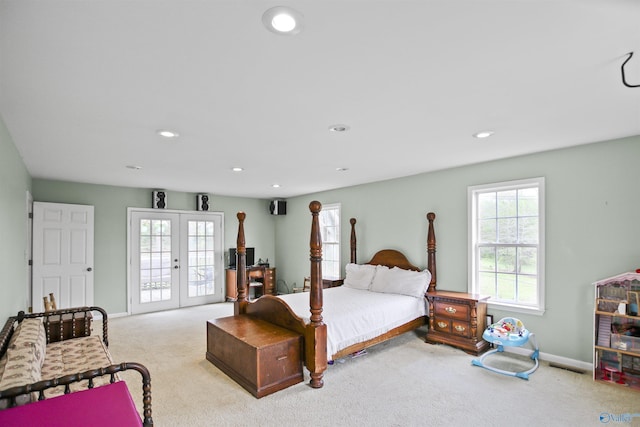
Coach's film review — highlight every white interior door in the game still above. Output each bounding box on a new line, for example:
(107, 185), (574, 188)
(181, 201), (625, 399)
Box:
(26, 191), (33, 312)
(32, 202), (94, 312)
(129, 209), (224, 314)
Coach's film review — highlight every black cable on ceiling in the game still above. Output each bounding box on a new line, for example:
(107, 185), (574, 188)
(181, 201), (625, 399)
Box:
(621, 52), (639, 88)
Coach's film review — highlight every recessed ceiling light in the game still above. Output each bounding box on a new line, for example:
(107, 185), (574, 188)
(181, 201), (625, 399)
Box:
(329, 124), (350, 132)
(272, 184), (281, 188)
(126, 165), (142, 170)
(473, 131), (494, 139)
(231, 167), (244, 172)
(262, 7), (304, 35)
(157, 130), (180, 138)
(272, 13), (296, 32)
(336, 167), (349, 172)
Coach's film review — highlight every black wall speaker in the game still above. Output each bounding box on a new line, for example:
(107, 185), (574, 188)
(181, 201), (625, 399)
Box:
(152, 191), (167, 209)
(269, 200), (287, 215)
(197, 194), (210, 211)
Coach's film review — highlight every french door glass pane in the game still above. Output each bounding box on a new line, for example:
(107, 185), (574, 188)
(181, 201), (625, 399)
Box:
(140, 219), (172, 304)
(187, 220), (215, 297)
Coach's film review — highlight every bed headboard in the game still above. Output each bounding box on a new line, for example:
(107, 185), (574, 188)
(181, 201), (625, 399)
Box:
(364, 249), (421, 271)
(349, 212), (437, 292)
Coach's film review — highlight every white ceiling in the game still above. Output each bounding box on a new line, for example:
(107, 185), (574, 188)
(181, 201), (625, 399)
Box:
(1, 0), (639, 199)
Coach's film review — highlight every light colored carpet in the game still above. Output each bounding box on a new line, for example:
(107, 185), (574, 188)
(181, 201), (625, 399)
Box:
(107, 303), (639, 427)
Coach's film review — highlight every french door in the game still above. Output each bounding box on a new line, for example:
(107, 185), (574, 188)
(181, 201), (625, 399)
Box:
(129, 209), (224, 314)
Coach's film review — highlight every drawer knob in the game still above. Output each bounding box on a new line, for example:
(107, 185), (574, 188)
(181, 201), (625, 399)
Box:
(437, 321), (448, 328)
(454, 325), (466, 332)
(445, 306), (457, 314)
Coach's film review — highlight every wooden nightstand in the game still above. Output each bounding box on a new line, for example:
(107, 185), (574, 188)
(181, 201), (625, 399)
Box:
(425, 291), (490, 355)
(322, 277), (344, 288)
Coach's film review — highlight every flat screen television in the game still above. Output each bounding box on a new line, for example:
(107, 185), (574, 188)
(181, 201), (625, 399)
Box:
(229, 247), (255, 268)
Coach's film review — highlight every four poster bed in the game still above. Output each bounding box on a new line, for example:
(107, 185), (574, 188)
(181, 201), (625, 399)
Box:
(206, 201), (436, 395)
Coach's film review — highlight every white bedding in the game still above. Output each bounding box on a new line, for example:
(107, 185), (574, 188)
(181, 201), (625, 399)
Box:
(277, 287), (427, 359)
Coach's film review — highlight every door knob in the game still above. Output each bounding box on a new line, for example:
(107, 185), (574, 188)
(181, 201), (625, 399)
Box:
(174, 265), (179, 269)
(87, 267), (92, 272)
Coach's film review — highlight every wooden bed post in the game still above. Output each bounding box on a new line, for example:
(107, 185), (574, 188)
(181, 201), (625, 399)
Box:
(234, 212), (248, 315)
(349, 218), (357, 264)
(426, 212), (437, 292)
(308, 201), (327, 388)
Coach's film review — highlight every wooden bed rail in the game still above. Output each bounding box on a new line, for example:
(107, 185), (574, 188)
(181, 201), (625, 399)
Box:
(307, 201), (328, 388)
(350, 218), (357, 263)
(234, 212), (248, 316)
(426, 212), (437, 292)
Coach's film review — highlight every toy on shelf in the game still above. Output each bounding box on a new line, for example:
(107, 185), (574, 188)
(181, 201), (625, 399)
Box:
(602, 363), (628, 385)
(472, 317), (539, 380)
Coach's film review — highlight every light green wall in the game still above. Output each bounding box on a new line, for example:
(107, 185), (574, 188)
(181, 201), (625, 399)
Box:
(20, 135), (640, 362)
(0, 116), (32, 321)
(31, 181), (276, 314)
(276, 136), (640, 363)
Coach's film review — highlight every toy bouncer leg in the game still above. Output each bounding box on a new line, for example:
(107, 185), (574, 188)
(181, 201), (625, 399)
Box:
(472, 333), (539, 380)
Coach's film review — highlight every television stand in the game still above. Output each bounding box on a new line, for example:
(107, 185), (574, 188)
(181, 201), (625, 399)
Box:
(225, 266), (276, 301)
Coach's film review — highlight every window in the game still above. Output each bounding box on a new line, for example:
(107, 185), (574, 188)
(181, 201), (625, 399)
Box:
(468, 177), (545, 314)
(320, 203), (341, 279)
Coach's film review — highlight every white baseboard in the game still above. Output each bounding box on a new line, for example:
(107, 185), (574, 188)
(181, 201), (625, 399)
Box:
(91, 311), (128, 321)
(503, 345), (592, 372)
(108, 311), (129, 318)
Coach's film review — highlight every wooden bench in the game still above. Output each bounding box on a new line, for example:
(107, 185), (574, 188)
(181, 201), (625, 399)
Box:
(0, 307), (153, 425)
(206, 315), (303, 398)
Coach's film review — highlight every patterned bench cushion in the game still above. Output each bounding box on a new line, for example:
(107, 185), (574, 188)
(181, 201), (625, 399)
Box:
(0, 346), (42, 408)
(0, 318), (47, 408)
(8, 318), (47, 369)
(41, 335), (115, 397)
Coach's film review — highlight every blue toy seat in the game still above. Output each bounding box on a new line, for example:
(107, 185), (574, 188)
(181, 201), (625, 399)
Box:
(471, 317), (539, 379)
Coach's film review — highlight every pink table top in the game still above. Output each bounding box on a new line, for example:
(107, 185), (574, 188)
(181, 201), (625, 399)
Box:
(0, 381), (141, 427)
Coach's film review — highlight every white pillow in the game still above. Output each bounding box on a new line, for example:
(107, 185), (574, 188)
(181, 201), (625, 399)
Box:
(343, 263), (377, 290)
(369, 265), (391, 292)
(371, 266), (431, 298)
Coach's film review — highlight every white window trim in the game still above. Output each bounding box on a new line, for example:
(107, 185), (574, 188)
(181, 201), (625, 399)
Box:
(468, 177), (546, 316)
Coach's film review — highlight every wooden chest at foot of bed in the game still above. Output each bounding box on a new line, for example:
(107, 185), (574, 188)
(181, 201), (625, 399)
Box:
(206, 315), (303, 398)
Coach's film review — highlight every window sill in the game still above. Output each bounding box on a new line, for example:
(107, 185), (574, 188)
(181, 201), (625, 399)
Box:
(487, 301), (545, 317)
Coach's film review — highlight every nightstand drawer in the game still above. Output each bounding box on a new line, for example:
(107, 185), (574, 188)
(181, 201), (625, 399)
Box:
(434, 301), (469, 321)
(434, 318), (471, 338)
(434, 318), (451, 333)
(451, 320), (471, 338)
